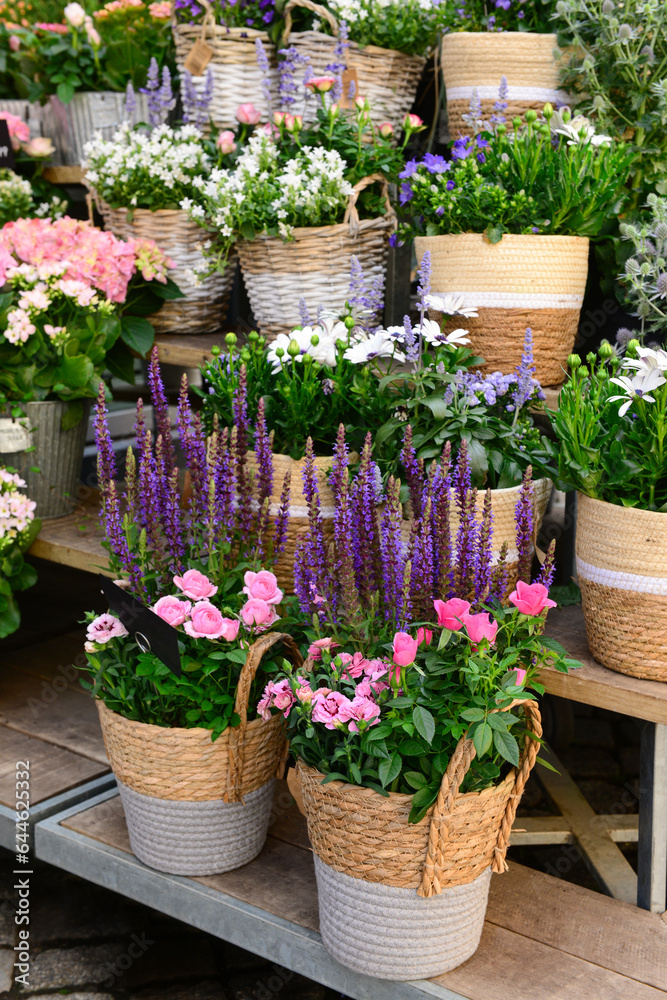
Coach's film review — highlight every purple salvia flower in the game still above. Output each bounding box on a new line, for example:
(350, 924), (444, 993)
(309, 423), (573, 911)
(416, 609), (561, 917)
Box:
(256, 38), (273, 115)
(515, 465), (535, 583)
(298, 296), (312, 327)
(325, 18), (348, 103)
(491, 74), (508, 125)
(453, 440), (478, 599)
(158, 65), (176, 122)
(489, 541), (509, 602)
(141, 57), (162, 129)
(349, 434), (377, 601)
(94, 381), (116, 500)
(254, 397), (273, 506)
(177, 375), (209, 536)
(401, 424), (422, 520)
(212, 422), (235, 548)
(474, 488), (494, 605)
(232, 365), (253, 542)
(403, 313), (418, 363)
(432, 442), (454, 599)
(536, 538), (556, 590)
(379, 475), (403, 624)
(272, 470), (291, 560)
(409, 493), (436, 619)
(512, 327), (538, 410)
(147, 345), (174, 473)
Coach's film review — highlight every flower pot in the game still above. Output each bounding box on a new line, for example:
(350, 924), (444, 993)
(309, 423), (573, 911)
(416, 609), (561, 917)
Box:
(441, 32), (568, 137)
(281, 0), (426, 127)
(0, 400), (90, 520)
(297, 699), (541, 979)
(237, 174), (395, 339)
(41, 91), (150, 167)
(98, 204), (236, 335)
(97, 632), (302, 875)
(415, 233), (590, 387)
(576, 494), (667, 681)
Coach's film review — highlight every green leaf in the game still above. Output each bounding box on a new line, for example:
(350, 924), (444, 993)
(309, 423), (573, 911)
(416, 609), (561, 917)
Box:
(378, 752), (402, 788)
(471, 721), (493, 757)
(493, 729), (520, 767)
(403, 770), (427, 790)
(120, 316), (154, 357)
(485, 225), (504, 244)
(412, 705), (435, 744)
(460, 707), (485, 723)
(56, 80), (75, 103)
(349, 762), (362, 784)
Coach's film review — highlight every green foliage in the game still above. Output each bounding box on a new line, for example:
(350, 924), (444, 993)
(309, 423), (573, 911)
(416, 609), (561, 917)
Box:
(0, 489), (40, 639)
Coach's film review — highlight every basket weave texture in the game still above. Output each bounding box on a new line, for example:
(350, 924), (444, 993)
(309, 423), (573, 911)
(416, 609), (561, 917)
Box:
(237, 174), (395, 339)
(415, 233), (589, 387)
(99, 204), (234, 334)
(173, 10), (278, 131)
(297, 699), (541, 896)
(576, 493), (667, 681)
(97, 632), (303, 802)
(441, 32), (565, 136)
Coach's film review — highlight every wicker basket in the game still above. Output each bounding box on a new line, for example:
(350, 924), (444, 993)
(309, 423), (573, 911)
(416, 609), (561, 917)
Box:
(297, 699), (541, 979)
(415, 233), (590, 387)
(173, 1), (278, 131)
(441, 32), (568, 137)
(97, 632), (303, 875)
(97, 203), (235, 335)
(237, 173), (395, 339)
(281, 0), (426, 127)
(576, 494), (667, 682)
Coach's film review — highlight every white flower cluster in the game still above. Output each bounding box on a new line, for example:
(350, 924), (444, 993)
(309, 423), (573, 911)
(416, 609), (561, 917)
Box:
(330, 0), (440, 24)
(0, 468), (36, 544)
(0, 171), (32, 224)
(609, 347), (667, 415)
(3, 263), (103, 346)
(83, 122), (212, 208)
(549, 110), (612, 147)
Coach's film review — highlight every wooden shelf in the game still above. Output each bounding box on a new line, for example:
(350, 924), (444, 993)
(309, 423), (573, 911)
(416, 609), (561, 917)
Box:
(29, 502), (110, 576)
(154, 332), (226, 367)
(43, 166), (84, 184)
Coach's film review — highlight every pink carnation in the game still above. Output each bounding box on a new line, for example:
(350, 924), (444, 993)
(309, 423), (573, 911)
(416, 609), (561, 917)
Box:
(338, 651), (369, 679)
(151, 594), (191, 627)
(243, 569), (283, 605)
(337, 694), (381, 734)
(173, 569), (218, 600)
(307, 637), (339, 660)
(311, 690), (351, 730)
(86, 613), (128, 644)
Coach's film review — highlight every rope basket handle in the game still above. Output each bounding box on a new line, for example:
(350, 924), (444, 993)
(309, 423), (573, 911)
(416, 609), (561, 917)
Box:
(227, 631), (304, 800)
(343, 173), (397, 237)
(418, 698), (542, 897)
(282, 0), (339, 42)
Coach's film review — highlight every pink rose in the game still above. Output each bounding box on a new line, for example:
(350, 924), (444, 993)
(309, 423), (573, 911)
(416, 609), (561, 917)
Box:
(243, 569), (283, 605)
(295, 677), (313, 703)
(433, 598), (471, 631)
(338, 651), (369, 679)
(151, 595), (192, 627)
(285, 113), (302, 132)
(417, 627), (433, 647)
(403, 112), (424, 130)
(512, 668), (527, 687)
(311, 690), (351, 730)
(184, 602), (236, 640)
(509, 580), (557, 617)
(392, 631), (419, 667)
(9, 34), (20, 51)
(216, 129), (236, 154)
(240, 598), (279, 629)
(86, 613), (128, 644)
(378, 121), (394, 138)
(173, 569), (218, 600)
(337, 695), (381, 734)
(236, 102), (261, 124)
(305, 75), (336, 93)
(460, 612), (498, 646)
(307, 637), (339, 660)
(273, 111), (287, 126)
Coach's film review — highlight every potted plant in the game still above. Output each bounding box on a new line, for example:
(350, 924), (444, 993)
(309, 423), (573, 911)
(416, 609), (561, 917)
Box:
(0, 466), (40, 638)
(440, 0), (565, 138)
(548, 339), (667, 681)
(0, 216), (179, 518)
(402, 105), (631, 386)
(259, 431), (574, 978)
(186, 80), (420, 336)
(84, 352), (302, 875)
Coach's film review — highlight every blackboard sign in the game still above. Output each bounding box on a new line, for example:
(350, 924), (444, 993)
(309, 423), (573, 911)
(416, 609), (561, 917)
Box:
(0, 118), (16, 170)
(99, 574), (182, 677)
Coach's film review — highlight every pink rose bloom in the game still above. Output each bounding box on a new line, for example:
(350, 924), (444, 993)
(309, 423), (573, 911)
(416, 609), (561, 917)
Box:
(417, 627), (433, 647)
(378, 121), (394, 137)
(508, 580), (557, 617)
(236, 102), (261, 124)
(307, 637), (339, 660)
(151, 594), (192, 627)
(337, 695), (381, 734)
(311, 690), (351, 730)
(0, 112), (29, 150)
(216, 129), (236, 154)
(183, 602), (233, 640)
(240, 598), (279, 629)
(460, 612), (498, 646)
(173, 569), (218, 600)
(512, 668), (527, 686)
(284, 113), (302, 132)
(403, 112), (424, 130)
(86, 613), (128, 644)
(305, 75), (336, 93)
(243, 569), (283, 605)
(8, 34), (20, 51)
(392, 631), (419, 667)
(295, 677), (313, 703)
(338, 651), (368, 679)
(433, 597), (471, 631)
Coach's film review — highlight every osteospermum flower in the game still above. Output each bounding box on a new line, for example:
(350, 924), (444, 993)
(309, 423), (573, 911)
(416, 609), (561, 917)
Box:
(608, 368), (666, 416)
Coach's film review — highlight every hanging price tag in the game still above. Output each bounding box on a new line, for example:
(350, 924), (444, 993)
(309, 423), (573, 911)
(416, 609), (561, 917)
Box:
(99, 575), (182, 677)
(339, 67), (359, 108)
(0, 418), (30, 454)
(184, 38), (214, 75)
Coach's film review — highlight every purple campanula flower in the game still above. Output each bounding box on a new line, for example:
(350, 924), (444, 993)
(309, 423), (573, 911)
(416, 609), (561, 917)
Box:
(423, 153), (450, 174)
(451, 136), (473, 160)
(399, 158), (420, 179)
(495, 0), (511, 8)
(399, 182), (414, 205)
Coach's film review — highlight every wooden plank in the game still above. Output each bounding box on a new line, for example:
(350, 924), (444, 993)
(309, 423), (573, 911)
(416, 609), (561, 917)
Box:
(43, 165), (84, 184)
(29, 506), (110, 575)
(8, 632), (86, 689)
(0, 726), (108, 807)
(509, 815), (573, 845)
(638, 723), (667, 913)
(542, 605), (667, 726)
(154, 333), (225, 367)
(485, 864), (667, 992)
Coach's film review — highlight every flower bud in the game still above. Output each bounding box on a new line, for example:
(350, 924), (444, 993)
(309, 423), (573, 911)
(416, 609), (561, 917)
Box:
(275, 347), (285, 358)
(216, 129), (236, 155)
(287, 338), (301, 358)
(525, 109), (538, 123)
(586, 352), (597, 366)
(598, 340), (614, 359)
(310, 333), (320, 346)
(626, 338), (641, 354)
(513, 117), (522, 129)
(225, 332), (237, 347)
(240, 348), (251, 362)
(542, 102), (554, 120)
(211, 344), (221, 356)
(344, 315), (355, 330)
(402, 112), (424, 131)
(568, 353), (581, 368)
(378, 121), (394, 138)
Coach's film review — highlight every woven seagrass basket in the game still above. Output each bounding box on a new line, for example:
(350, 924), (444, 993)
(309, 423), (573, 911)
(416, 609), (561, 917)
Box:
(97, 203), (235, 335)
(415, 233), (590, 387)
(237, 173), (395, 339)
(441, 32), (568, 137)
(297, 699), (541, 979)
(281, 0), (426, 127)
(97, 632), (303, 875)
(172, 0), (279, 131)
(576, 494), (667, 682)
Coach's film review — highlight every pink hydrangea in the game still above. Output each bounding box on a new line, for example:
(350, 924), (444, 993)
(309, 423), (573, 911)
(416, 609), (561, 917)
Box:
(337, 695), (381, 734)
(311, 690), (351, 730)
(86, 613), (128, 644)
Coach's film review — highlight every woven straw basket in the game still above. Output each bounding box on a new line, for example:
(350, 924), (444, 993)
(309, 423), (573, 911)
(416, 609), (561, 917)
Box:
(98, 204), (234, 335)
(441, 32), (568, 137)
(415, 233), (590, 387)
(173, 1), (278, 131)
(281, 0), (426, 127)
(297, 699), (541, 979)
(237, 173), (395, 339)
(576, 494), (667, 682)
(97, 632), (303, 875)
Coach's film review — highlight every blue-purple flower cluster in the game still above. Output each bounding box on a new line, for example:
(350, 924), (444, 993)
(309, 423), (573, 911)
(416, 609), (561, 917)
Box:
(446, 0), (557, 32)
(174, 0), (276, 27)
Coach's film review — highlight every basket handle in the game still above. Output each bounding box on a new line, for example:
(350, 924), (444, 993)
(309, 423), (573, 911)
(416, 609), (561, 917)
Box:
(343, 173), (397, 238)
(227, 631), (304, 801)
(282, 0), (339, 43)
(418, 698), (542, 897)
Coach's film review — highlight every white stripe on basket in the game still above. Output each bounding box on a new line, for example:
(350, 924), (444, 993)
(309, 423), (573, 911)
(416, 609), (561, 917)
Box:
(432, 292), (584, 309)
(446, 86), (570, 104)
(268, 503), (336, 519)
(576, 557), (667, 596)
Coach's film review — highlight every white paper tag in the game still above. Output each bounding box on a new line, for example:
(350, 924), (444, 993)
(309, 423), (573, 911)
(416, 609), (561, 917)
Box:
(0, 419), (31, 454)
